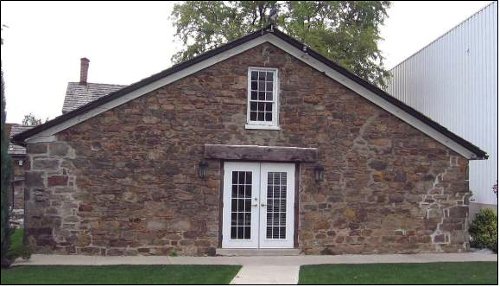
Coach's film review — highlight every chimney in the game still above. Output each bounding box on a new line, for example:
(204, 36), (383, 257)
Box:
(79, 57), (90, 85)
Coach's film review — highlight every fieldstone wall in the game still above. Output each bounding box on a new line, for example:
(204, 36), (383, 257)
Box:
(25, 43), (470, 255)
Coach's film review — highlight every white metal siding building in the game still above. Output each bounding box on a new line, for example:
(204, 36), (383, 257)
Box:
(387, 2), (497, 206)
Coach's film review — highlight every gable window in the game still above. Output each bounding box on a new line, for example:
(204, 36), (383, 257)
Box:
(246, 67), (279, 130)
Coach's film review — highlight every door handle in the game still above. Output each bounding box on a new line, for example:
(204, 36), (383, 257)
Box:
(261, 203), (267, 207)
(252, 197), (258, 207)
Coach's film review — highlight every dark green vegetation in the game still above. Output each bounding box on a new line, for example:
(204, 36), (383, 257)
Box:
(1, 31), (12, 268)
(1, 265), (241, 284)
(171, 1), (391, 87)
(7, 228), (31, 260)
(469, 208), (498, 253)
(299, 262), (498, 284)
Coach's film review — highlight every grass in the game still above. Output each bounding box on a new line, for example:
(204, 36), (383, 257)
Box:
(299, 262), (498, 284)
(1, 265), (241, 284)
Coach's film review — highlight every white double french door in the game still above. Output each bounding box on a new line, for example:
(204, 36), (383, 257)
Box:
(222, 162), (295, 249)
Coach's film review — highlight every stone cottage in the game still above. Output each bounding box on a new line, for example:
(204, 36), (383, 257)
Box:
(13, 26), (487, 256)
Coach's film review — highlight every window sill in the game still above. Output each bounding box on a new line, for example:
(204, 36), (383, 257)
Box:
(245, 124), (281, 130)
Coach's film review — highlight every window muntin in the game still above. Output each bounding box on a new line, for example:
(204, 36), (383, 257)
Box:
(247, 68), (278, 128)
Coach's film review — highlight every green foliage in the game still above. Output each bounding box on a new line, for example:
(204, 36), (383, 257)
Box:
(1, 51), (13, 268)
(469, 209), (497, 253)
(21, 112), (43, 126)
(7, 228), (32, 260)
(170, 1), (391, 87)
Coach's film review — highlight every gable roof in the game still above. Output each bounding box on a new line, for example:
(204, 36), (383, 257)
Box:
(63, 82), (126, 114)
(8, 124), (35, 156)
(12, 25), (487, 160)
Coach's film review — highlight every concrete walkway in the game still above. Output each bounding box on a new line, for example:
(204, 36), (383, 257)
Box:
(14, 253), (497, 284)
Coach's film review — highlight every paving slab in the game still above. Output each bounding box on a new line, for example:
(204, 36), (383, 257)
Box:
(230, 265), (300, 284)
(13, 252), (497, 266)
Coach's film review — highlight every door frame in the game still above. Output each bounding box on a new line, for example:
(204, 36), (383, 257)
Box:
(220, 161), (297, 249)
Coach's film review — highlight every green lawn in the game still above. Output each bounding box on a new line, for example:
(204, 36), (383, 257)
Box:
(299, 262), (498, 284)
(1, 265), (241, 284)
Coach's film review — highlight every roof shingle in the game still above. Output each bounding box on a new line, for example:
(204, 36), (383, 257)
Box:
(62, 82), (126, 113)
(8, 125), (35, 156)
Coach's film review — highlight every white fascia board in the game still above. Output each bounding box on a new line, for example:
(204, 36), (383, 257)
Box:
(25, 33), (478, 159)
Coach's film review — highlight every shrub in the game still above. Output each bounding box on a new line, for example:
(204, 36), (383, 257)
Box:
(1, 51), (13, 268)
(469, 208), (497, 253)
(7, 228), (32, 260)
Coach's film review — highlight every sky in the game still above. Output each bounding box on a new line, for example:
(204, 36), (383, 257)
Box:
(0, 1), (494, 123)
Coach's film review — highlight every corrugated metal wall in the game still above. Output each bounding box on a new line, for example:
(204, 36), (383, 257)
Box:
(387, 2), (497, 205)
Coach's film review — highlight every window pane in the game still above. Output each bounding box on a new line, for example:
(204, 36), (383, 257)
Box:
(267, 72), (274, 81)
(251, 71), (258, 81)
(238, 184), (245, 197)
(258, 72), (266, 81)
(251, 91), (257, 100)
(231, 213), (237, 225)
(237, 227), (243, 238)
(279, 227), (286, 239)
(266, 82), (273, 91)
(258, 112), (264, 121)
(232, 185), (237, 197)
(258, 102), (265, 112)
(250, 111), (257, 121)
(250, 102), (257, 112)
(232, 171), (238, 184)
(244, 227), (251, 239)
(258, 80), (265, 90)
(251, 81), (257, 90)
(245, 184), (252, 198)
(265, 103), (272, 113)
(266, 92), (273, 101)
(265, 112), (272, 121)
(231, 199), (237, 212)
(244, 199), (251, 211)
(259, 91), (265, 101)
(245, 172), (252, 183)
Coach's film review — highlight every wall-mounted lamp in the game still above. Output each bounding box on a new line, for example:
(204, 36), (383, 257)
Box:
(314, 165), (324, 182)
(198, 161), (209, 179)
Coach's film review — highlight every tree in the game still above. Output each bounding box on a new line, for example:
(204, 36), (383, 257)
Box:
(22, 112), (43, 126)
(1, 32), (12, 268)
(170, 1), (391, 87)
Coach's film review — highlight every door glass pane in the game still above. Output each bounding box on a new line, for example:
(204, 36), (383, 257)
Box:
(231, 171), (252, 239)
(266, 172), (287, 239)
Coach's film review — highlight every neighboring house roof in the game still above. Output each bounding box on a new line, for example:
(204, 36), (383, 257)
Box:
(8, 124), (35, 156)
(62, 82), (126, 113)
(13, 25), (488, 160)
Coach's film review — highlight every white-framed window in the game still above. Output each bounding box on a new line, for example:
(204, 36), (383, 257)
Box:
(245, 67), (280, 130)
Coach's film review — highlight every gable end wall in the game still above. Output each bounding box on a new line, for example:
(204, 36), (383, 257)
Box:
(24, 43), (470, 255)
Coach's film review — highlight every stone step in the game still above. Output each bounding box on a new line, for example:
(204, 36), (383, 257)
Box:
(216, 248), (301, 256)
